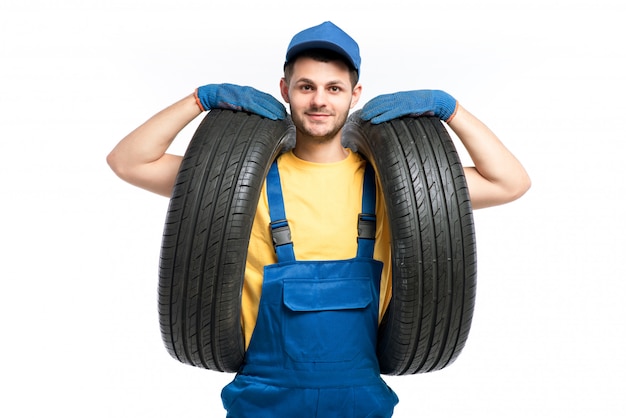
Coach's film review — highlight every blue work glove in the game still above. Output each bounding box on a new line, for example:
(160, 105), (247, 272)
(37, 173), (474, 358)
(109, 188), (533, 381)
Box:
(361, 90), (458, 124)
(194, 83), (287, 121)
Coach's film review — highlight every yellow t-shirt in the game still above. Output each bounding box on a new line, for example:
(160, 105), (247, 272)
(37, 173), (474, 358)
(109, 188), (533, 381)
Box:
(241, 149), (392, 348)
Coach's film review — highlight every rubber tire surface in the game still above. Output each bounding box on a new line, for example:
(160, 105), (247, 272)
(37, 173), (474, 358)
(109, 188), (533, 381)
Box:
(159, 109), (293, 372)
(343, 111), (477, 375)
(159, 109), (476, 375)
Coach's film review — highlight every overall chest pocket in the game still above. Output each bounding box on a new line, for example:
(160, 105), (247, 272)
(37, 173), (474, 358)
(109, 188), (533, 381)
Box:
(282, 277), (376, 364)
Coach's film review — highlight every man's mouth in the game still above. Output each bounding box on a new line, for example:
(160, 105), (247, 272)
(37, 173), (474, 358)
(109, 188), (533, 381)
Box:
(306, 111), (333, 119)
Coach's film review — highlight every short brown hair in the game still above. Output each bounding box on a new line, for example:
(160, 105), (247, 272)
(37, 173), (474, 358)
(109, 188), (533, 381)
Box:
(283, 48), (359, 88)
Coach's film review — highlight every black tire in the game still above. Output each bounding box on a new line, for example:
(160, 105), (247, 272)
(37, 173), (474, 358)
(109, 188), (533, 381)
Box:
(343, 111), (477, 375)
(158, 109), (294, 372)
(159, 109), (476, 375)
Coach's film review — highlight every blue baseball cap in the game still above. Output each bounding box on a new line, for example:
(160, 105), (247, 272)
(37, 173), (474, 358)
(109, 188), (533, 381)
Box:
(285, 21), (361, 77)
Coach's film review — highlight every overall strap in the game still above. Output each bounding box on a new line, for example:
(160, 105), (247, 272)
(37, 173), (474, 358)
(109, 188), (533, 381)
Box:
(266, 159), (377, 262)
(267, 160), (296, 262)
(357, 163), (376, 259)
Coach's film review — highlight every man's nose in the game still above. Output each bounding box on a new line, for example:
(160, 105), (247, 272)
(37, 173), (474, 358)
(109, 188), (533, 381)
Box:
(310, 89), (327, 107)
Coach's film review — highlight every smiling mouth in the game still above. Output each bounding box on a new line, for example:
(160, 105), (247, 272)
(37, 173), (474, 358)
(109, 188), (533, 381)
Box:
(306, 112), (333, 118)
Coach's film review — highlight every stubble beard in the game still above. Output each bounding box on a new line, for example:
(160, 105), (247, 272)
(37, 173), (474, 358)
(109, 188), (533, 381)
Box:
(292, 107), (350, 144)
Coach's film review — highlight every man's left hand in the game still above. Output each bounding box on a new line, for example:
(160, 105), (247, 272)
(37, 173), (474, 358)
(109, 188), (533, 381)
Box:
(361, 90), (458, 124)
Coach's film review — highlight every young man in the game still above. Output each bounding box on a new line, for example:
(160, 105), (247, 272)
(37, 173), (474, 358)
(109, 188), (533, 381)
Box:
(108, 21), (530, 418)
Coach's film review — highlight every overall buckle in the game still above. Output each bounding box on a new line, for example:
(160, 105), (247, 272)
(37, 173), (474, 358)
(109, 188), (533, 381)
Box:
(270, 220), (292, 248)
(357, 213), (376, 240)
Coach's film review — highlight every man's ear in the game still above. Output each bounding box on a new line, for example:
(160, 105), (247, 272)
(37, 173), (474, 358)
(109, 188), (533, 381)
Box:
(280, 78), (290, 103)
(350, 83), (363, 109)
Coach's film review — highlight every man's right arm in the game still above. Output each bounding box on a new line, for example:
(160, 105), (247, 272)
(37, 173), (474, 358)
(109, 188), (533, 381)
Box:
(107, 93), (200, 197)
(107, 84), (288, 197)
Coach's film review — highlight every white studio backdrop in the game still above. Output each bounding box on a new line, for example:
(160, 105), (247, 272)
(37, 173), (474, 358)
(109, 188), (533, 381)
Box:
(1, 0), (624, 417)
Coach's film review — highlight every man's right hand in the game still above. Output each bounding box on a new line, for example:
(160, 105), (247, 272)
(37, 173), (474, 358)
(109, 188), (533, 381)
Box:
(195, 83), (288, 121)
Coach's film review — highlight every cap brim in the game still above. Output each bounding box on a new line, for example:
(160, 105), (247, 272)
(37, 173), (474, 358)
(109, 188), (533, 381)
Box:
(285, 40), (357, 71)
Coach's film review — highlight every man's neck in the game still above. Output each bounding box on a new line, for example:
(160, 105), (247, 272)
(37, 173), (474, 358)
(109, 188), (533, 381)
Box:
(292, 134), (348, 163)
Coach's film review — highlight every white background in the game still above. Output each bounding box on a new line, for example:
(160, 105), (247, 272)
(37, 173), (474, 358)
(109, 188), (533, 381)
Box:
(2, 0), (624, 416)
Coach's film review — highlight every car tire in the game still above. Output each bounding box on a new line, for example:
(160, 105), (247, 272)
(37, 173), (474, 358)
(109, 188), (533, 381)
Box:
(343, 111), (477, 375)
(159, 109), (476, 376)
(158, 109), (294, 372)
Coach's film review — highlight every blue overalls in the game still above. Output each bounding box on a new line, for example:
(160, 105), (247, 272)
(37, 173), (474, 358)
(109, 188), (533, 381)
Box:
(221, 160), (399, 417)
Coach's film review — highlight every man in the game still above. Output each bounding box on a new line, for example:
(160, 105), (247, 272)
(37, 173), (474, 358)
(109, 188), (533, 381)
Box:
(108, 21), (530, 418)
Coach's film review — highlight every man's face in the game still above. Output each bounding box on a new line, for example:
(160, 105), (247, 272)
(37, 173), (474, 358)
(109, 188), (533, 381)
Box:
(280, 57), (362, 143)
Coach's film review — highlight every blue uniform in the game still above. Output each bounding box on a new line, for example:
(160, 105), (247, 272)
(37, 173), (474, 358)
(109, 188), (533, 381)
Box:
(221, 161), (398, 417)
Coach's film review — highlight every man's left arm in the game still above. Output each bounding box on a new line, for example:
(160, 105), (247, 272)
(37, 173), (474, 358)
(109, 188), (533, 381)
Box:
(447, 104), (530, 209)
(361, 90), (531, 209)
